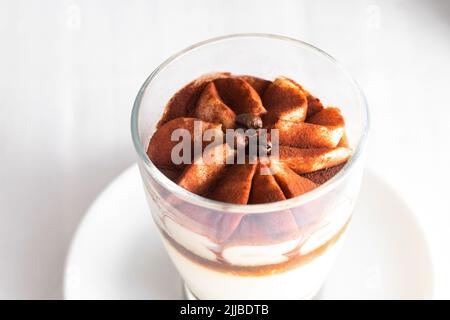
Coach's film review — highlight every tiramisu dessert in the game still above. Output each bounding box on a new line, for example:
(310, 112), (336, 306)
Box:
(143, 73), (355, 299)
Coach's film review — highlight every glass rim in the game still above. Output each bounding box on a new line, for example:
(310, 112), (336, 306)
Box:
(131, 33), (370, 214)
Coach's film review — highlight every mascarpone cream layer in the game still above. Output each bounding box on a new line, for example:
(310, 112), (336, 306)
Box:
(163, 233), (347, 300)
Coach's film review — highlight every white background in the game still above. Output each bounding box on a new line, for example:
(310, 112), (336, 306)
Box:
(1, 0), (449, 299)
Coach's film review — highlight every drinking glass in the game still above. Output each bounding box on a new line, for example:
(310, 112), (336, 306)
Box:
(131, 34), (369, 300)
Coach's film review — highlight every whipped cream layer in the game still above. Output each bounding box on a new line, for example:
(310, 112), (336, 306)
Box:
(147, 73), (352, 205)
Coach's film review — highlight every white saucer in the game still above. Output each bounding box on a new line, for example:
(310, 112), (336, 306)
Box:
(64, 165), (433, 299)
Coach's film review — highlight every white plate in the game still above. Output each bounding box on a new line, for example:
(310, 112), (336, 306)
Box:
(64, 165), (433, 299)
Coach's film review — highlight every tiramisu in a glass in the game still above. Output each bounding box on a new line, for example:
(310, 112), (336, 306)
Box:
(131, 35), (368, 300)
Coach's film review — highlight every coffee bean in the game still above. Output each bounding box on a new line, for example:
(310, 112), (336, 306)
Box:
(235, 113), (263, 129)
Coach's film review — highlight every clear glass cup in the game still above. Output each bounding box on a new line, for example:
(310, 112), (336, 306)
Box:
(131, 34), (369, 300)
